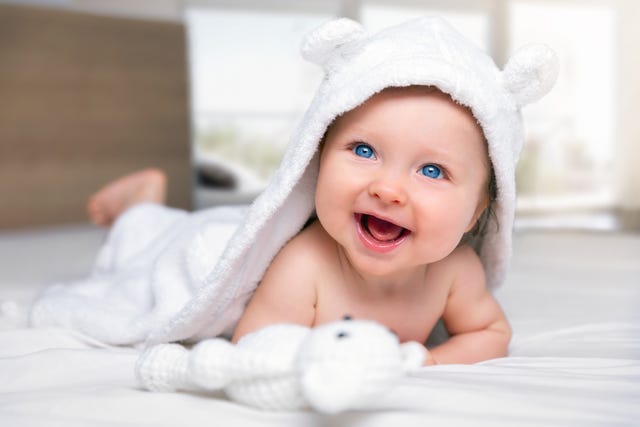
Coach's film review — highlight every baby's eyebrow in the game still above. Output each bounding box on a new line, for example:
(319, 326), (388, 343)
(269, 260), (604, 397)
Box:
(419, 140), (481, 166)
(416, 145), (459, 164)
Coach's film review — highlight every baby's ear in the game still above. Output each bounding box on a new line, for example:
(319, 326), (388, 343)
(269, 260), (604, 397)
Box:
(301, 18), (366, 70)
(501, 44), (559, 108)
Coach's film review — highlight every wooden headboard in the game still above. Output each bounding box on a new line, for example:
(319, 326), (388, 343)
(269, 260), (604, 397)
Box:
(0, 4), (192, 228)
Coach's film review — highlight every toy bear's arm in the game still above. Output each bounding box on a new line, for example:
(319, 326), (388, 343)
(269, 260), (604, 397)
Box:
(136, 324), (310, 392)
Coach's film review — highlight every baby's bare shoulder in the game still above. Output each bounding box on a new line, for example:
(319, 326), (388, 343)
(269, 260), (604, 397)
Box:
(274, 220), (335, 266)
(430, 244), (486, 291)
(232, 223), (325, 340)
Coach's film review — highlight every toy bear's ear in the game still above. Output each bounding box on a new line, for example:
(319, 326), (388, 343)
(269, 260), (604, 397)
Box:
(301, 18), (366, 70)
(501, 43), (559, 108)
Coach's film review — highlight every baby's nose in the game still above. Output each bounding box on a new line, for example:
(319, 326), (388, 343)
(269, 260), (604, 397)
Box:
(368, 177), (408, 205)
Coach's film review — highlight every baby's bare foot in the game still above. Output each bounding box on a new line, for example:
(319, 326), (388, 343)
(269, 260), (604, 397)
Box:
(87, 168), (167, 226)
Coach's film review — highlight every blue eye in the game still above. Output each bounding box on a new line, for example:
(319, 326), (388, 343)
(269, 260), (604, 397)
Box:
(353, 143), (375, 159)
(421, 164), (444, 179)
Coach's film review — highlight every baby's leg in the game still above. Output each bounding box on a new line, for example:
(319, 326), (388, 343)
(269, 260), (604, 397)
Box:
(87, 168), (167, 226)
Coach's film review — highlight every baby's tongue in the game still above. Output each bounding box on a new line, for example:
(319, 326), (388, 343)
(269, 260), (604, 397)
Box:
(365, 215), (404, 242)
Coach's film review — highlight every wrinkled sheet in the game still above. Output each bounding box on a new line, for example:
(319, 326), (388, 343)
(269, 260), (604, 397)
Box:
(1, 225), (639, 426)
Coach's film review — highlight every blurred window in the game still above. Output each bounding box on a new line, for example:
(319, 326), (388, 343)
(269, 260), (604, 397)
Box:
(186, 5), (338, 206)
(510, 1), (616, 215)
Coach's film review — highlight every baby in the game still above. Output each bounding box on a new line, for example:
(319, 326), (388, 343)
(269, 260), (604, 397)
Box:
(89, 85), (505, 365)
(232, 86), (508, 364)
(54, 16), (557, 361)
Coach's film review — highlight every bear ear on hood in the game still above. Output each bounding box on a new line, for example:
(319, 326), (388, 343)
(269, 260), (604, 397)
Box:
(300, 18), (366, 71)
(501, 43), (559, 108)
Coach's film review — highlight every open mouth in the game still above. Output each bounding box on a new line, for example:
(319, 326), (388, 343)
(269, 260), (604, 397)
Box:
(355, 213), (411, 252)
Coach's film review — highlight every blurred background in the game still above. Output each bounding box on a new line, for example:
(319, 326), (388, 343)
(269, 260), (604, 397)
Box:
(1, 0), (639, 233)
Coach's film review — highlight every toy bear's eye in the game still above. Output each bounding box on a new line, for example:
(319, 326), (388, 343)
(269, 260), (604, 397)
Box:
(336, 331), (349, 339)
(342, 315), (352, 321)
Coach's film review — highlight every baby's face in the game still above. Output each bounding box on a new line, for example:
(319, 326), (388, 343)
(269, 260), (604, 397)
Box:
(315, 86), (490, 277)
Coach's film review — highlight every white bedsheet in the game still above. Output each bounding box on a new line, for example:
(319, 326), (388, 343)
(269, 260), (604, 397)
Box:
(1, 225), (639, 426)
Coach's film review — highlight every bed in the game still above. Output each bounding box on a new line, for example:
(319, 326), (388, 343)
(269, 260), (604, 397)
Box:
(0, 223), (638, 426)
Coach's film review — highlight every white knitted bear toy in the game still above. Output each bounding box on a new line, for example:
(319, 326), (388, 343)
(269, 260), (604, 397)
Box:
(136, 317), (426, 413)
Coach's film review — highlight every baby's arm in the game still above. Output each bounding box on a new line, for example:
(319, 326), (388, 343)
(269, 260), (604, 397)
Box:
(429, 246), (512, 364)
(232, 229), (318, 343)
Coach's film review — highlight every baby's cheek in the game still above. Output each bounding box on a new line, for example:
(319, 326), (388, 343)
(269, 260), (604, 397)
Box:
(315, 169), (346, 212)
(314, 183), (332, 215)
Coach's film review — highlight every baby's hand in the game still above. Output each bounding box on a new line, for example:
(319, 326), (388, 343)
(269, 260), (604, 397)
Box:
(423, 346), (437, 366)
